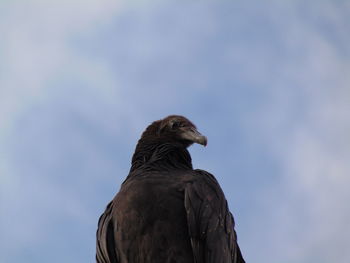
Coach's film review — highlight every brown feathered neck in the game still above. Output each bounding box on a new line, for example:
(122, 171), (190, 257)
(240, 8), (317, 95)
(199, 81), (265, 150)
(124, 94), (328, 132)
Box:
(129, 119), (193, 173)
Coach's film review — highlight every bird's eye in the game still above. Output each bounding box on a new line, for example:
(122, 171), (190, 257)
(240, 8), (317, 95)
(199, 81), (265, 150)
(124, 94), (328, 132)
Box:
(171, 121), (181, 129)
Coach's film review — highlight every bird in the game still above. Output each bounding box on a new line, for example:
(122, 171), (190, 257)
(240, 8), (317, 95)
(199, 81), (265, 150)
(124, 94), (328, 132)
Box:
(96, 115), (245, 263)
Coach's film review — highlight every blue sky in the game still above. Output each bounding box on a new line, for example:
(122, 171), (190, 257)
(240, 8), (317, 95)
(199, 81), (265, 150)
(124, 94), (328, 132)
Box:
(1, 0), (349, 262)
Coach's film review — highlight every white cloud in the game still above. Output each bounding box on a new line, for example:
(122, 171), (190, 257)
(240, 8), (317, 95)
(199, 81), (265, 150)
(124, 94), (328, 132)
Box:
(1, 1), (349, 262)
(0, 0), (122, 137)
(282, 96), (350, 262)
(244, 3), (350, 262)
(0, 1), (124, 261)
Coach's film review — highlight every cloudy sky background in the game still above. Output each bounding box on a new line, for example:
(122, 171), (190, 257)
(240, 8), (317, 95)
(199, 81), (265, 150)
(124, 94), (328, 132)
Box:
(1, 0), (349, 262)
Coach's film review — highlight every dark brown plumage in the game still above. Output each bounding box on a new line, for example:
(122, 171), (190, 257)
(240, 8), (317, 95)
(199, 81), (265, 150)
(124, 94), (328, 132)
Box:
(96, 115), (245, 263)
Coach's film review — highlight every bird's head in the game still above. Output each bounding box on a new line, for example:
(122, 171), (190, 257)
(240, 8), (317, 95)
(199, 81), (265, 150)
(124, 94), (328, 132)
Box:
(156, 115), (207, 148)
(131, 115), (206, 171)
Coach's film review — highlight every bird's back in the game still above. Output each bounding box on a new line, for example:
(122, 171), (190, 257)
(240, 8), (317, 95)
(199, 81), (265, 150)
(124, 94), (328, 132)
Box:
(108, 170), (195, 263)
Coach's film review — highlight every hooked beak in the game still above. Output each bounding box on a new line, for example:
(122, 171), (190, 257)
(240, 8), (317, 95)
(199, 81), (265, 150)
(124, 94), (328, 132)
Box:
(180, 127), (207, 146)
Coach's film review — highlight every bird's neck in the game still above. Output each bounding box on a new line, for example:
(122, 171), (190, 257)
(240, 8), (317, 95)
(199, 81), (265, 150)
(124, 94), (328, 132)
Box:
(130, 139), (193, 173)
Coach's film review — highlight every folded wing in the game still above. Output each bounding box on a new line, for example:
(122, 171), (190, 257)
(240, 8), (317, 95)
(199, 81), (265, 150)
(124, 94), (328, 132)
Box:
(185, 169), (245, 263)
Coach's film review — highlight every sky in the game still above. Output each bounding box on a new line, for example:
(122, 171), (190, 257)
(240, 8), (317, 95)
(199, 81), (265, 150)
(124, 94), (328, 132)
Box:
(0, 0), (349, 262)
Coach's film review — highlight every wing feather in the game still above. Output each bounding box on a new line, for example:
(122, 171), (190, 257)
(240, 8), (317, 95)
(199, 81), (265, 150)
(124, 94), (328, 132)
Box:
(96, 201), (118, 263)
(185, 169), (245, 263)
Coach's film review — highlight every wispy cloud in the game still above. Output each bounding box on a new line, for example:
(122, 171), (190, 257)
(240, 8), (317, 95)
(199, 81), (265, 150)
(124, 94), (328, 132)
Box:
(239, 3), (350, 262)
(0, 1), (123, 262)
(1, 1), (349, 262)
(0, 0), (121, 136)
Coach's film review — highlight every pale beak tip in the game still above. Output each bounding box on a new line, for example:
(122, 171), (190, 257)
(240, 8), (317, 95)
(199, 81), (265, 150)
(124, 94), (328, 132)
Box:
(200, 136), (208, 147)
(204, 138), (208, 147)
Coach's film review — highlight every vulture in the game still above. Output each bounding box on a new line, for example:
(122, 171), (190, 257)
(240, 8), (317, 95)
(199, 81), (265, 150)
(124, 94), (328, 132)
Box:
(96, 115), (245, 263)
